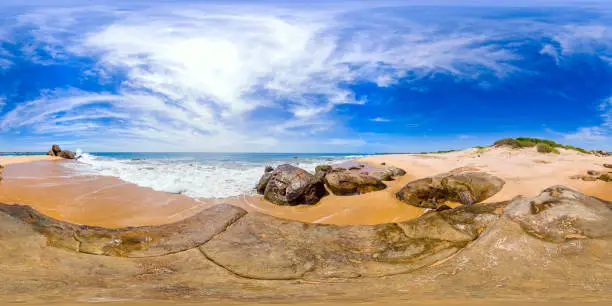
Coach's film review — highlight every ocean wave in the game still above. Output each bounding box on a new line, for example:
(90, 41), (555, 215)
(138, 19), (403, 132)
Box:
(66, 153), (360, 198)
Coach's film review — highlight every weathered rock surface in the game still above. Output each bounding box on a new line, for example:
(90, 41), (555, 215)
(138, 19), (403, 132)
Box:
(0, 203), (246, 257)
(396, 171), (505, 209)
(370, 166), (406, 181)
(0, 186), (611, 303)
(201, 201), (506, 280)
(264, 164), (327, 205)
(504, 185), (612, 243)
(324, 171), (387, 195)
(45, 144), (76, 159)
(605, 163), (612, 169)
(314, 165), (333, 181)
(0, 164), (3, 183)
(256, 172), (272, 194)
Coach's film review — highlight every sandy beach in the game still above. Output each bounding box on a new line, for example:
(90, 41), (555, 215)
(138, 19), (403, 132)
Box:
(0, 155), (62, 165)
(0, 147), (610, 228)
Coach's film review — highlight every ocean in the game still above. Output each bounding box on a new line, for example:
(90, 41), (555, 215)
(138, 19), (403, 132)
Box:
(63, 152), (363, 198)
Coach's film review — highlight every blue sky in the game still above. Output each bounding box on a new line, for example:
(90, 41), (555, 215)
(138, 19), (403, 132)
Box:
(0, 0), (611, 152)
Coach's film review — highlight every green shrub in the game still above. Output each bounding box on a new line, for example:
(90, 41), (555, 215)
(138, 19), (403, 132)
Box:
(494, 137), (589, 154)
(536, 143), (560, 154)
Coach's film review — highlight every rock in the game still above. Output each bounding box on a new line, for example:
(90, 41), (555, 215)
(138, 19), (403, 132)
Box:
(396, 172), (505, 209)
(58, 150), (76, 159)
(599, 174), (612, 182)
(381, 162), (386, 166)
(0, 164), (3, 183)
(264, 164), (327, 205)
(200, 201), (506, 280)
(604, 164), (612, 169)
(587, 170), (601, 176)
(51, 144), (62, 155)
(324, 171), (387, 195)
(504, 185), (612, 243)
(314, 165), (332, 181)
(386, 166), (406, 176)
(371, 171), (393, 181)
(264, 166), (274, 173)
(349, 166), (361, 171)
(0, 203), (246, 257)
(45, 144), (75, 159)
(256, 171), (272, 194)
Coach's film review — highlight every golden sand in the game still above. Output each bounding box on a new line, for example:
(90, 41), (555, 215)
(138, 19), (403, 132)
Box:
(0, 147), (610, 228)
(0, 155), (61, 165)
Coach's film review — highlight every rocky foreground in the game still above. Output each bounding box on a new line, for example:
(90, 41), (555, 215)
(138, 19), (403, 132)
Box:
(0, 185), (611, 303)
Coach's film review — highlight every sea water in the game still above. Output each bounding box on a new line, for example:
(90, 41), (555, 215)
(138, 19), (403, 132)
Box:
(67, 152), (362, 198)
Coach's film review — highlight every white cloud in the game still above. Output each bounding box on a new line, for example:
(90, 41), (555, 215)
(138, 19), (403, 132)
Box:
(0, 1), (552, 151)
(540, 44), (560, 64)
(370, 117), (391, 122)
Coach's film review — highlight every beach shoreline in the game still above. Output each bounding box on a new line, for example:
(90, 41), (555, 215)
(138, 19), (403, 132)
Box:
(0, 147), (610, 228)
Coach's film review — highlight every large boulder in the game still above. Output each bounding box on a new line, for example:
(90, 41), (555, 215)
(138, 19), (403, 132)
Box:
(314, 165), (333, 181)
(324, 171), (386, 195)
(256, 167), (273, 194)
(370, 166), (407, 181)
(504, 185), (612, 243)
(396, 171), (505, 209)
(46, 144), (76, 159)
(264, 164), (327, 206)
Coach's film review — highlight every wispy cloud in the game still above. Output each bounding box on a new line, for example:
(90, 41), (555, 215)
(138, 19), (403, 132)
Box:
(370, 117), (391, 122)
(1, 1), (611, 151)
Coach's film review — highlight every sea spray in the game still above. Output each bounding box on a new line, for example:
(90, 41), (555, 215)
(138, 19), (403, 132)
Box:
(66, 153), (362, 198)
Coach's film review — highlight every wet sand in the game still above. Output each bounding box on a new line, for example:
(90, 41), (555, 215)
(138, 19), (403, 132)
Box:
(0, 147), (610, 228)
(0, 159), (424, 227)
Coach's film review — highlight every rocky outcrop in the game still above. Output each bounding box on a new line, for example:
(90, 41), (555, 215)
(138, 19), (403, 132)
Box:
(396, 171), (505, 209)
(0, 186), (611, 302)
(46, 144), (76, 159)
(0, 164), (3, 183)
(503, 186), (612, 243)
(314, 165), (333, 181)
(0, 203), (246, 257)
(263, 164), (327, 206)
(324, 171), (387, 195)
(604, 164), (612, 169)
(370, 166), (406, 181)
(201, 201), (506, 280)
(256, 167), (274, 194)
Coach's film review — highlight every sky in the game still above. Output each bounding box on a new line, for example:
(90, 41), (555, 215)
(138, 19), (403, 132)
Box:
(0, 0), (611, 153)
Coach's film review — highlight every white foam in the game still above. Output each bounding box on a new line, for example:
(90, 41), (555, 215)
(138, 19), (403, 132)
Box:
(67, 153), (359, 198)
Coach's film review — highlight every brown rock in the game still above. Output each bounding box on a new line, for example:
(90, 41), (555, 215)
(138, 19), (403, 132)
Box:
(396, 172), (505, 209)
(324, 171), (386, 195)
(264, 164), (327, 206)
(371, 171), (393, 181)
(0, 203), (246, 257)
(604, 164), (612, 169)
(200, 201), (506, 280)
(58, 150), (76, 159)
(587, 170), (601, 176)
(504, 186), (612, 243)
(256, 172), (272, 194)
(314, 165), (332, 181)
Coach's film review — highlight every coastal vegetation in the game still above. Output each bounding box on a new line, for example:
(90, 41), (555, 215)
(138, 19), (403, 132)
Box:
(493, 137), (589, 154)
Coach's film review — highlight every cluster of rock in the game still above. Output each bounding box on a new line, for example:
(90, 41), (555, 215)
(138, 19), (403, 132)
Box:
(0, 164), (4, 183)
(570, 166), (612, 182)
(46, 144), (76, 159)
(0, 185), (609, 285)
(395, 171), (505, 209)
(256, 163), (406, 206)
